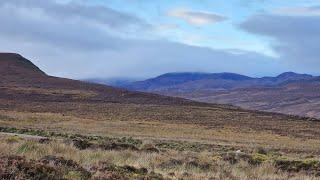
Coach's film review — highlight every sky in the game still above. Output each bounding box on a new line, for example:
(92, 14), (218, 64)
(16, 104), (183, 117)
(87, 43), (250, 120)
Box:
(0, 0), (320, 79)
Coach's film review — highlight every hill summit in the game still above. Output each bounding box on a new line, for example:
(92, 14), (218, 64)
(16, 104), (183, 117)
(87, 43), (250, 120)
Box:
(0, 53), (46, 77)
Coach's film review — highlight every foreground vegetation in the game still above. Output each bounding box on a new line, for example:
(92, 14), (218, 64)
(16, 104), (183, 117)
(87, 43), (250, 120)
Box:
(0, 127), (319, 179)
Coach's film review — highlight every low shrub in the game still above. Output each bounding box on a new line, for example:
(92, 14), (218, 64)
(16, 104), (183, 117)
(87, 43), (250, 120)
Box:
(5, 135), (21, 144)
(275, 159), (320, 175)
(249, 153), (269, 165)
(0, 156), (63, 180)
(90, 162), (163, 180)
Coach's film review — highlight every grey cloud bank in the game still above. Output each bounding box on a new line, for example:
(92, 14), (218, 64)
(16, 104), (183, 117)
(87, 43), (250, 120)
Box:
(0, 0), (316, 79)
(0, 0), (146, 29)
(240, 10), (320, 73)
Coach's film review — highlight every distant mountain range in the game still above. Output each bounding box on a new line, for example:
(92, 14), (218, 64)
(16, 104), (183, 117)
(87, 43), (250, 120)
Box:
(96, 72), (320, 118)
(123, 72), (314, 92)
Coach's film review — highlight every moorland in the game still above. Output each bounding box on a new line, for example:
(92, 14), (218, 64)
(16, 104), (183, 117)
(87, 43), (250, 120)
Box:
(1, 53), (320, 179)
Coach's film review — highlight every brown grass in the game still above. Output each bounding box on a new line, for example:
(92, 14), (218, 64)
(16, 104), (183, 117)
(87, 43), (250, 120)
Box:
(1, 101), (320, 157)
(0, 135), (317, 180)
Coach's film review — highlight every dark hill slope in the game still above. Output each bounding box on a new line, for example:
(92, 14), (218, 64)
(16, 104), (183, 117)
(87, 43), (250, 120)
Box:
(0, 53), (205, 106)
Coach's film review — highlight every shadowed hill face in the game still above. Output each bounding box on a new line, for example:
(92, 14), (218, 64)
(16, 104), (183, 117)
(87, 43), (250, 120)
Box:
(0, 53), (46, 77)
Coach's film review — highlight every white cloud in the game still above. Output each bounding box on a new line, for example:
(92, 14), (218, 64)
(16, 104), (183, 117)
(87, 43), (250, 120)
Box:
(167, 8), (227, 26)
